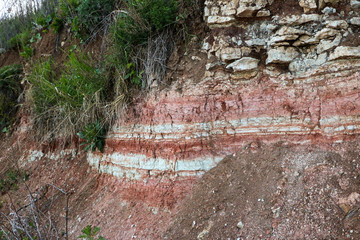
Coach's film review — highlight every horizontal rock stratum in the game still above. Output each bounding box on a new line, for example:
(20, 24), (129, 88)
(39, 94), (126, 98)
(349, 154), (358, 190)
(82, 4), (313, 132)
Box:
(87, 0), (360, 180)
(89, 64), (360, 179)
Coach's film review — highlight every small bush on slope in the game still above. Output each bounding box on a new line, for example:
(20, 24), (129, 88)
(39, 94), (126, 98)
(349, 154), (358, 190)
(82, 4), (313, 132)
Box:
(28, 53), (108, 140)
(0, 64), (23, 133)
(110, 0), (178, 87)
(0, 0), (58, 50)
(58, 0), (117, 40)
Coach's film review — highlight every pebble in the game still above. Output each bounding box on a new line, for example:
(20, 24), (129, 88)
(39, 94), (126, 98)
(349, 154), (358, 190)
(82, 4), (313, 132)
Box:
(237, 221), (244, 229)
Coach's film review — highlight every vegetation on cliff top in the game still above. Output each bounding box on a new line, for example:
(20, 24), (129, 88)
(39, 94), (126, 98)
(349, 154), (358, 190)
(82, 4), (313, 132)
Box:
(0, 0), (201, 144)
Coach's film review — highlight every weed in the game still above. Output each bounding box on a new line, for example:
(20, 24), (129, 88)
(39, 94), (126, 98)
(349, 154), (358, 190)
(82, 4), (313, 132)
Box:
(77, 120), (106, 152)
(20, 45), (34, 59)
(125, 62), (143, 86)
(78, 225), (106, 240)
(8, 30), (31, 49)
(0, 0), (58, 49)
(50, 16), (64, 33)
(28, 53), (109, 139)
(59, 0), (116, 40)
(0, 64), (23, 132)
(29, 33), (42, 43)
(0, 168), (29, 195)
(110, 0), (178, 89)
(35, 14), (54, 29)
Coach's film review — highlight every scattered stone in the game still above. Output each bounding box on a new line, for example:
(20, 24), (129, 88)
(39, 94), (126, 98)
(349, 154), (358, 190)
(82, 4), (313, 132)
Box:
(197, 221), (213, 240)
(207, 16), (235, 25)
(237, 0), (267, 17)
(299, 0), (317, 13)
(322, 7), (336, 14)
(329, 46), (360, 60)
(293, 35), (318, 46)
(236, 221), (244, 229)
(266, 47), (299, 64)
(351, 0), (360, 9)
(319, 0), (341, 9)
(217, 47), (242, 61)
(0, 48), (5, 54)
(279, 14), (322, 25)
(316, 34), (342, 54)
(350, 17), (360, 25)
(315, 28), (339, 40)
(257, 10), (271, 17)
(325, 20), (348, 29)
(226, 57), (259, 71)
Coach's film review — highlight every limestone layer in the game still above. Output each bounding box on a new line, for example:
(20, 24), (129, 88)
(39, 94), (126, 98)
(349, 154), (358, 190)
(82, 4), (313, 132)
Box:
(89, 67), (360, 179)
(88, 0), (360, 179)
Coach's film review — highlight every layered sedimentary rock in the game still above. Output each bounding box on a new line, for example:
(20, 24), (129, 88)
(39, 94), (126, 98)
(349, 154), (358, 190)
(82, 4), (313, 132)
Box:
(88, 0), (360, 180)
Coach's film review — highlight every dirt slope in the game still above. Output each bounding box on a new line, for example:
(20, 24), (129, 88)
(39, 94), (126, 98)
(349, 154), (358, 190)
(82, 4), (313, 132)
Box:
(165, 143), (360, 239)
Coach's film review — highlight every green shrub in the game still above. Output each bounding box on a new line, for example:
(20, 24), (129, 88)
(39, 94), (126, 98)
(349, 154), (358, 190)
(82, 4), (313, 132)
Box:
(110, 0), (178, 88)
(77, 120), (106, 152)
(35, 14), (54, 28)
(113, 0), (178, 50)
(78, 225), (106, 240)
(29, 53), (109, 138)
(50, 16), (64, 33)
(0, 168), (29, 195)
(0, 64), (23, 132)
(28, 59), (57, 114)
(8, 29), (31, 49)
(59, 0), (116, 40)
(20, 45), (34, 59)
(133, 0), (178, 32)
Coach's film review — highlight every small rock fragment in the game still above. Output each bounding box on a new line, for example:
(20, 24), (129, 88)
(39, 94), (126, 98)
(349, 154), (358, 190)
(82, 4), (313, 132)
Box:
(236, 221), (244, 229)
(350, 17), (360, 25)
(237, 0), (267, 17)
(266, 47), (299, 64)
(325, 20), (348, 29)
(299, 0), (317, 12)
(351, 0), (360, 9)
(226, 57), (259, 71)
(329, 46), (360, 60)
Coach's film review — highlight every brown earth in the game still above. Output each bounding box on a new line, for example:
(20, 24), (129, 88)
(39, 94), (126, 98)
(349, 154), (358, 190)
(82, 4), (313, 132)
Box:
(164, 143), (360, 240)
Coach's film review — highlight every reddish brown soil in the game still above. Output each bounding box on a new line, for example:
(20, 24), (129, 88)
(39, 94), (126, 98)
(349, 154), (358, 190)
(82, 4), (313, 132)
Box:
(164, 143), (360, 240)
(0, 49), (21, 68)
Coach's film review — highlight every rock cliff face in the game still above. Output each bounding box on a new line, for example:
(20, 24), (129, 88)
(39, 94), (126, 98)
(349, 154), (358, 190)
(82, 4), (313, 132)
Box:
(8, 0), (360, 239)
(89, 0), (360, 181)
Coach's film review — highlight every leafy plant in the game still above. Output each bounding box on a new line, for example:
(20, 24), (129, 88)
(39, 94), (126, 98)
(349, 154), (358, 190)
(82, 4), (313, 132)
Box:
(0, 168), (29, 195)
(20, 45), (34, 58)
(35, 14), (54, 28)
(78, 225), (106, 240)
(50, 16), (64, 33)
(77, 121), (105, 152)
(125, 62), (143, 86)
(110, 0), (178, 89)
(0, 64), (22, 132)
(30, 33), (42, 43)
(28, 53), (109, 139)
(59, 0), (116, 40)
(8, 30), (31, 49)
